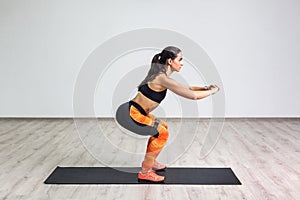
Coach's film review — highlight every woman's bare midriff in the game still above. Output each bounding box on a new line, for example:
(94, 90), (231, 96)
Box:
(131, 92), (159, 114)
(131, 82), (166, 114)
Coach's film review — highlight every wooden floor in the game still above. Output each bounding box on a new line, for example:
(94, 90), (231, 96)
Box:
(0, 118), (299, 199)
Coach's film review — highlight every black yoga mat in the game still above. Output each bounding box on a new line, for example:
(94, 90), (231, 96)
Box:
(44, 166), (241, 185)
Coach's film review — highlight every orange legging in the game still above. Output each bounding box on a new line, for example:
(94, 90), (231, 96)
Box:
(129, 105), (169, 171)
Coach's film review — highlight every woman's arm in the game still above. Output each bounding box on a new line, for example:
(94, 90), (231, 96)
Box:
(189, 85), (220, 91)
(189, 86), (209, 91)
(156, 75), (219, 100)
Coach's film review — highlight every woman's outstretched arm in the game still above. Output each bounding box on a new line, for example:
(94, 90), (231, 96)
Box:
(189, 85), (220, 91)
(189, 86), (209, 91)
(156, 74), (219, 100)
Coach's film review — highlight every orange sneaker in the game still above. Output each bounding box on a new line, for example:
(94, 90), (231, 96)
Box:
(152, 160), (166, 171)
(138, 170), (165, 183)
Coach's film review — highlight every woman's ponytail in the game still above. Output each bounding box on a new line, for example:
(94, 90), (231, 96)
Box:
(151, 53), (161, 64)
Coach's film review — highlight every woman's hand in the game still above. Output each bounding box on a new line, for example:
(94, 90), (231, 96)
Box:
(208, 85), (220, 94)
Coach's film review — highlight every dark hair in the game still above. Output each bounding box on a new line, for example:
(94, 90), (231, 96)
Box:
(138, 46), (181, 88)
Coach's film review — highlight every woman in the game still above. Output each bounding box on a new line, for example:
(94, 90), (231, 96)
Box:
(116, 46), (220, 183)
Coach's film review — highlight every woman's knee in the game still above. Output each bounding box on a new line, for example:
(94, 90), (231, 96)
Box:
(159, 119), (168, 129)
(158, 127), (169, 141)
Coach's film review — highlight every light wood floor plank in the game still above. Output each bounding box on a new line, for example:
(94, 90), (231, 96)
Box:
(0, 118), (299, 199)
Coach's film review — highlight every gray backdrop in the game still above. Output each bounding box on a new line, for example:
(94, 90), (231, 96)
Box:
(1, 0), (299, 117)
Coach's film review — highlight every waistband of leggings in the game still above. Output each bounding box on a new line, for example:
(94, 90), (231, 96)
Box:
(129, 100), (147, 116)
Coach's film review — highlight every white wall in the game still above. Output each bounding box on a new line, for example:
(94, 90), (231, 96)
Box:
(1, 0), (300, 117)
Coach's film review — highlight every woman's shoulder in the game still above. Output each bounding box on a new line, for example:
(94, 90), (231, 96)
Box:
(155, 73), (177, 83)
(148, 73), (168, 90)
(151, 73), (168, 84)
(152, 73), (180, 90)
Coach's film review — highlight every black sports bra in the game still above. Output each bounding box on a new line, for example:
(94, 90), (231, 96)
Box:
(138, 83), (167, 103)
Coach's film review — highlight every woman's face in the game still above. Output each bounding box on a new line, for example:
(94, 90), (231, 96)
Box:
(169, 52), (183, 72)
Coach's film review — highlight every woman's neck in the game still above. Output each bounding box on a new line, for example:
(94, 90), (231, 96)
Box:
(166, 65), (174, 76)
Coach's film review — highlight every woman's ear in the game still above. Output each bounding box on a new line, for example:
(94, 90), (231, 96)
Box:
(167, 58), (172, 65)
